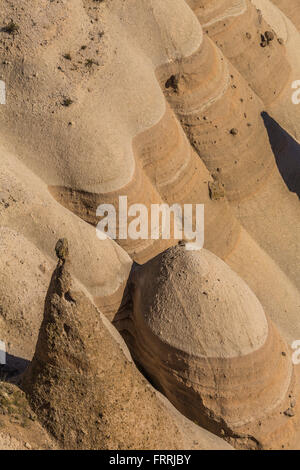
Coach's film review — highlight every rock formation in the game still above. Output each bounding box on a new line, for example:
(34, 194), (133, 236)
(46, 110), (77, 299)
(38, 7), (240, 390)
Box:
(117, 245), (300, 450)
(22, 247), (231, 450)
(0, 382), (56, 450)
(186, 0), (300, 141)
(157, 15), (300, 289)
(271, 0), (300, 29)
(186, 0), (291, 105)
(0, 0), (300, 450)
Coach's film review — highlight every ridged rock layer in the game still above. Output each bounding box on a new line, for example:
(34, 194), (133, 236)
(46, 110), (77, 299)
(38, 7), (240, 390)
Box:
(22, 256), (231, 450)
(117, 246), (300, 450)
(157, 30), (300, 288)
(186, 0), (291, 104)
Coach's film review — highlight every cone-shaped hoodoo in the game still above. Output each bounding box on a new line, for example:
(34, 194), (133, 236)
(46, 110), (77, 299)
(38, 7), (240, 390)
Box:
(22, 244), (231, 450)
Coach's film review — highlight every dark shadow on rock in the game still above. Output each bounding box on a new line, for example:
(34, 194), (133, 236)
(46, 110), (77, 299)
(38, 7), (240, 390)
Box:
(262, 111), (300, 199)
(112, 261), (160, 391)
(0, 354), (30, 382)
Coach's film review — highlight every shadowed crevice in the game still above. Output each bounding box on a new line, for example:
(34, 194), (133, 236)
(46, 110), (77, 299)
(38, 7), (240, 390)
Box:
(262, 111), (300, 199)
(0, 354), (30, 381)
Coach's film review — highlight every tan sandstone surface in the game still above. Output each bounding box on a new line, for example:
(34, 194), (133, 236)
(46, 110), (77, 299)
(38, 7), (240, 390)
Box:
(0, 0), (299, 450)
(21, 252), (231, 450)
(116, 246), (300, 450)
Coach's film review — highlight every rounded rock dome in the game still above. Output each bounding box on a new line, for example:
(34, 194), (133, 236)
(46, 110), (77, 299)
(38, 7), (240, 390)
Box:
(117, 245), (298, 449)
(131, 245), (269, 359)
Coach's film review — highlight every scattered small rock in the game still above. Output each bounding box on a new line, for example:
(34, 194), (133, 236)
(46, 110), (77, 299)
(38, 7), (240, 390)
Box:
(61, 98), (73, 107)
(230, 128), (238, 136)
(257, 9), (263, 24)
(284, 408), (295, 418)
(39, 264), (46, 274)
(55, 238), (69, 261)
(260, 36), (268, 48)
(85, 58), (99, 68)
(265, 31), (274, 42)
(208, 180), (225, 201)
(2, 21), (19, 34)
(260, 31), (275, 47)
(165, 74), (179, 92)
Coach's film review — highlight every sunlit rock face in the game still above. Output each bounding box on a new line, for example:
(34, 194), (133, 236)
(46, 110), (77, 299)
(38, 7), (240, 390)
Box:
(268, 0), (300, 30)
(0, 0), (203, 263)
(185, 0), (300, 143)
(1, 0), (300, 451)
(156, 7), (300, 289)
(117, 246), (300, 450)
(22, 256), (232, 450)
(186, 0), (291, 105)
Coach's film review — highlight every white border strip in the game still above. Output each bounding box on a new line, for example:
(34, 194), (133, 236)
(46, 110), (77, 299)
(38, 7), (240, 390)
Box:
(0, 80), (6, 105)
(0, 340), (6, 365)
